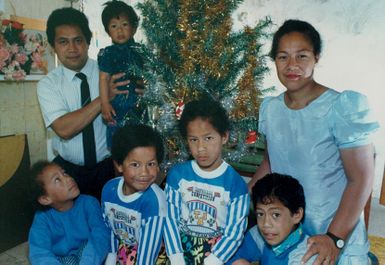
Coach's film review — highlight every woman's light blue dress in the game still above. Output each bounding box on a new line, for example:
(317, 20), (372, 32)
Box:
(258, 89), (379, 264)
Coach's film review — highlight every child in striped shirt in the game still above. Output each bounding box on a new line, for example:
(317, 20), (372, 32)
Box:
(102, 124), (168, 265)
(164, 98), (250, 265)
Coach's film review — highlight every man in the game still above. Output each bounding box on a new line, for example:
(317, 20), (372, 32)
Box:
(37, 7), (128, 200)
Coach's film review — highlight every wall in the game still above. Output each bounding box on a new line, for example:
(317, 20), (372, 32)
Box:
(0, 0), (77, 165)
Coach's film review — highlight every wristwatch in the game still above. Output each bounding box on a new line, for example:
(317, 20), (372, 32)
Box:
(326, 231), (345, 249)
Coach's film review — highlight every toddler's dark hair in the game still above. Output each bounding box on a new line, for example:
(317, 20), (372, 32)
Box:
(30, 160), (53, 211)
(179, 98), (230, 138)
(111, 124), (164, 165)
(102, 0), (139, 34)
(252, 173), (306, 223)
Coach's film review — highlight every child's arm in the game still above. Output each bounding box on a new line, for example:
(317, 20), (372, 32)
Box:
(225, 226), (262, 265)
(136, 215), (165, 265)
(205, 182), (250, 265)
(164, 175), (186, 265)
(99, 70), (116, 123)
(28, 213), (61, 265)
(79, 196), (111, 265)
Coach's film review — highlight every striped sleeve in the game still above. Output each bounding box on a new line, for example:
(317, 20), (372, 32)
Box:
(208, 192), (250, 263)
(163, 183), (185, 261)
(136, 216), (165, 265)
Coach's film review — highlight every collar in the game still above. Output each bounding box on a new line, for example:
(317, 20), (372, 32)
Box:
(62, 57), (92, 82)
(191, 160), (228, 179)
(117, 177), (144, 203)
(272, 224), (304, 256)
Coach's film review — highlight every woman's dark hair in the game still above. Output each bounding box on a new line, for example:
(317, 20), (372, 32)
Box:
(46, 7), (92, 47)
(270, 19), (322, 59)
(102, 0), (139, 34)
(178, 98), (230, 138)
(30, 160), (53, 211)
(252, 173), (306, 223)
(111, 124), (164, 165)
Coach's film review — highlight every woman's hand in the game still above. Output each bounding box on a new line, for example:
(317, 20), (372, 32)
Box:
(302, 234), (340, 265)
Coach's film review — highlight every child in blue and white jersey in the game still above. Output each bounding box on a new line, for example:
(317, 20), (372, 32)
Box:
(164, 98), (250, 265)
(227, 173), (317, 265)
(102, 124), (168, 265)
(28, 161), (110, 265)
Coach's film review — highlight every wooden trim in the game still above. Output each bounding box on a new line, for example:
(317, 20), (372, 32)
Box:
(10, 15), (46, 31)
(364, 193), (372, 231)
(380, 166), (385, 206)
(0, 75), (44, 81)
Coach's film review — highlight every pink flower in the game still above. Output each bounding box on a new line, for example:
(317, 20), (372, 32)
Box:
(9, 60), (19, 68)
(11, 21), (23, 30)
(31, 51), (44, 69)
(12, 69), (26, 80)
(15, 52), (28, 65)
(2, 19), (11, 26)
(0, 47), (10, 62)
(10, 44), (19, 54)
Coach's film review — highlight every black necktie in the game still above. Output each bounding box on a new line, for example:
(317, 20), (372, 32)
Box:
(76, 72), (97, 167)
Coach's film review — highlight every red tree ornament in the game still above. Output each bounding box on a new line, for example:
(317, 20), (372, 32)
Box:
(245, 130), (258, 144)
(175, 100), (185, 120)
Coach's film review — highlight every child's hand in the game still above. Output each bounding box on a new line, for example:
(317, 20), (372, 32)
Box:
(102, 102), (116, 124)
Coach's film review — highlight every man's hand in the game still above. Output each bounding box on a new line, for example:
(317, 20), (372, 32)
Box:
(134, 78), (145, 95)
(108, 73), (146, 101)
(302, 234), (340, 265)
(108, 73), (129, 101)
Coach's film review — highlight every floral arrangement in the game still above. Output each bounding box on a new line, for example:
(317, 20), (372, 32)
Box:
(0, 18), (48, 81)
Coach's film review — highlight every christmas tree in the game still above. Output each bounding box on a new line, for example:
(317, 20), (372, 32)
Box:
(135, 0), (271, 167)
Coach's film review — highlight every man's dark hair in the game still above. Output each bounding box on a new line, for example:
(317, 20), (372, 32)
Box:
(111, 124), (164, 165)
(252, 173), (306, 223)
(102, 0), (139, 34)
(179, 98), (230, 138)
(46, 7), (92, 47)
(270, 19), (322, 59)
(30, 160), (53, 211)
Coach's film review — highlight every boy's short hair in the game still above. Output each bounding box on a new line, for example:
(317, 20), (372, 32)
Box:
(102, 0), (139, 34)
(46, 7), (92, 47)
(179, 98), (230, 138)
(30, 160), (53, 211)
(252, 173), (306, 223)
(111, 124), (164, 165)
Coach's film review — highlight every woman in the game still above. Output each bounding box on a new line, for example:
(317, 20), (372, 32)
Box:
(248, 19), (379, 264)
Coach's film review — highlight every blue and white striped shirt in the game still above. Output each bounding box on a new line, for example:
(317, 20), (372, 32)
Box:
(165, 160), (250, 264)
(101, 177), (167, 265)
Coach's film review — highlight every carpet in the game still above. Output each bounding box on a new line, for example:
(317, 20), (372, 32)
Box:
(369, 235), (385, 265)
